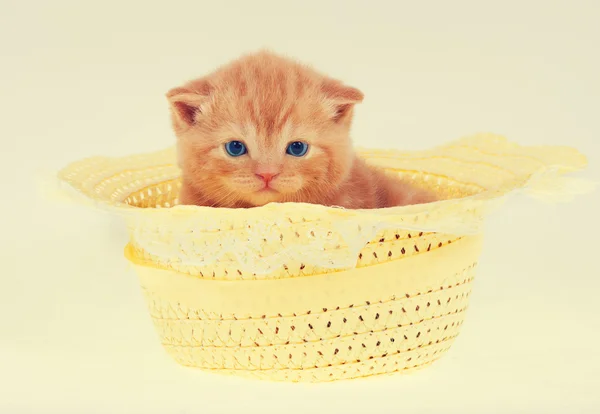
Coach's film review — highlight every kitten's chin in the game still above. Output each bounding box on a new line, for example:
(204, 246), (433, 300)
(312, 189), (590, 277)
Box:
(244, 189), (284, 206)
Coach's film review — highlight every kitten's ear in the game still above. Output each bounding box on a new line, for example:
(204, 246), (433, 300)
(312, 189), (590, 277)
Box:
(321, 78), (364, 123)
(166, 80), (212, 129)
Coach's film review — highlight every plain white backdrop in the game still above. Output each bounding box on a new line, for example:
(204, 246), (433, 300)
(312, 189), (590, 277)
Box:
(1, 1), (599, 413)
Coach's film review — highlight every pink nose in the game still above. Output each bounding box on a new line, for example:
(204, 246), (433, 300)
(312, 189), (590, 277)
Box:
(256, 172), (278, 184)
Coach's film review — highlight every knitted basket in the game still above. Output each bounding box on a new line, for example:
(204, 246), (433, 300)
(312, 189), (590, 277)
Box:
(56, 133), (589, 382)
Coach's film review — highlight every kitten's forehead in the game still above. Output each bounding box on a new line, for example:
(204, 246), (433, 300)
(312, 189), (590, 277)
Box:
(209, 54), (328, 137)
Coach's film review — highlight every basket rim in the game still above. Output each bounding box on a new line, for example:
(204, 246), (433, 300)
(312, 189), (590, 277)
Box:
(55, 133), (589, 233)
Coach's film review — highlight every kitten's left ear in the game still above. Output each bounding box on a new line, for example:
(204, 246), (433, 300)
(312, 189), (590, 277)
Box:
(166, 80), (212, 129)
(321, 78), (364, 123)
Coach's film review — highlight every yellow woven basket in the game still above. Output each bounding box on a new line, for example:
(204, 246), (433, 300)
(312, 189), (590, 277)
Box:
(56, 133), (589, 382)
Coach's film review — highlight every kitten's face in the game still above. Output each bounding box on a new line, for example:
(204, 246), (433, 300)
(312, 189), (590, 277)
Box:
(168, 51), (363, 207)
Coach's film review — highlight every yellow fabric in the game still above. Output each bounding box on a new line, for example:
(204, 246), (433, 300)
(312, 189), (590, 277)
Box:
(56, 133), (590, 382)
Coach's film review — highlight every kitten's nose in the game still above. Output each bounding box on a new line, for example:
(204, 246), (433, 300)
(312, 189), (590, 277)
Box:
(255, 172), (279, 184)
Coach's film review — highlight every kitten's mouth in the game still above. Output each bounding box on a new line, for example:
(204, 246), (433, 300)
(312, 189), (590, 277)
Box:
(257, 181), (279, 192)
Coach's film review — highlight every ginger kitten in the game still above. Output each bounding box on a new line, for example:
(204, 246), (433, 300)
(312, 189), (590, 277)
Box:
(167, 51), (434, 209)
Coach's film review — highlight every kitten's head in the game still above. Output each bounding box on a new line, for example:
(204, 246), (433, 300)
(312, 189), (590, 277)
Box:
(167, 51), (363, 207)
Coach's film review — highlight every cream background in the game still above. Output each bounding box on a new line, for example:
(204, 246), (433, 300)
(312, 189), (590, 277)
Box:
(1, 0), (599, 413)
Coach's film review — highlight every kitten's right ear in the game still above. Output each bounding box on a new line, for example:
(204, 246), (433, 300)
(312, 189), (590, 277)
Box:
(166, 80), (212, 129)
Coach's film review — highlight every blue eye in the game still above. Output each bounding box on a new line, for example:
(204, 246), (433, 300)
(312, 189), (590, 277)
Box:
(225, 141), (247, 157)
(286, 141), (309, 157)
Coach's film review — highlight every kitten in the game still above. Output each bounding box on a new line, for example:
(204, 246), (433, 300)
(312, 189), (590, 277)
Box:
(167, 51), (435, 209)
